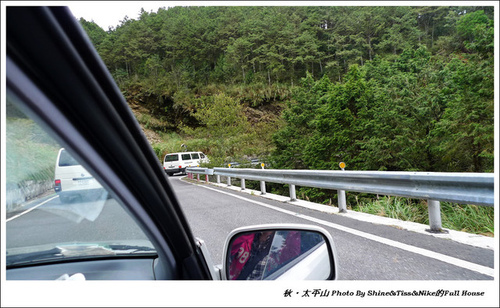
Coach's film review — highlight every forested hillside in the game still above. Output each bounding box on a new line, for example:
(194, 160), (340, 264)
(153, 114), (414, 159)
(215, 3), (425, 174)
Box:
(79, 6), (494, 173)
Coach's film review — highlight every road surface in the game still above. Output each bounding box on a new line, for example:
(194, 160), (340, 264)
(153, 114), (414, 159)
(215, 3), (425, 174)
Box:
(6, 175), (494, 280)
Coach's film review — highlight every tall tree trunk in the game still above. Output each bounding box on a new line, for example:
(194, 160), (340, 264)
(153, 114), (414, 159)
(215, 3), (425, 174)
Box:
(368, 37), (373, 61)
(431, 23), (435, 48)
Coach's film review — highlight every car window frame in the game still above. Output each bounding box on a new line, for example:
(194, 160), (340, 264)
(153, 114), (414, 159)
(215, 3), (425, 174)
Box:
(6, 6), (212, 280)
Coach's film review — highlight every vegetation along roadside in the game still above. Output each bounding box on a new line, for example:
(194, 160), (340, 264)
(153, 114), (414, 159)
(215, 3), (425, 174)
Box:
(77, 6), (494, 235)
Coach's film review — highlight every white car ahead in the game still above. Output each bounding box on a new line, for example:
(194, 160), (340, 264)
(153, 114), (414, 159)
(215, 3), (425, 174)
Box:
(54, 148), (105, 203)
(163, 151), (209, 176)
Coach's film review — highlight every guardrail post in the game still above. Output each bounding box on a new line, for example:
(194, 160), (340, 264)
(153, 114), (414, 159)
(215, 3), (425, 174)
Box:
(205, 174), (209, 182)
(227, 164), (232, 186)
(241, 178), (245, 190)
(289, 184), (296, 201)
(338, 190), (347, 213)
(427, 200), (444, 233)
(260, 163), (266, 195)
(337, 162), (347, 213)
(197, 174), (200, 181)
(217, 174), (220, 184)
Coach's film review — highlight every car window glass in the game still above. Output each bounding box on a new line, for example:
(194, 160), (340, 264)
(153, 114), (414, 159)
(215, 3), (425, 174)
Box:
(6, 101), (155, 267)
(165, 154), (178, 162)
(181, 154), (191, 160)
(191, 153), (200, 159)
(58, 150), (79, 166)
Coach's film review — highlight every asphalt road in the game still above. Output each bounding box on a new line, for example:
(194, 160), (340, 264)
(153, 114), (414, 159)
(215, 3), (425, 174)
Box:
(6, 195), (150, 250)
(171, 175), (494, 280)
(5, 175), (494, 280)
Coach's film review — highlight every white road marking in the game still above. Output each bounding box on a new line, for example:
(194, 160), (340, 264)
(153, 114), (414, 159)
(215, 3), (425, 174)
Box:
(6, 195), (58, 222)
(192, 182), (494, 278)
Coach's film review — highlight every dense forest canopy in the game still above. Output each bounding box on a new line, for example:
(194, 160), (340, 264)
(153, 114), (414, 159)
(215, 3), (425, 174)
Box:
(79, 5), (495, 173)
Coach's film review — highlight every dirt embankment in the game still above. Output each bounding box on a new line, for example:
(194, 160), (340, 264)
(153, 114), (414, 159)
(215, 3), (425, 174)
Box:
(124, 85), (285, 145)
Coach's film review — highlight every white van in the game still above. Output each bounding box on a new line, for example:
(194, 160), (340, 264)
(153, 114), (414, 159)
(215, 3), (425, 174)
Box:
(163, 151), (209, 176)
(54, 148), (105, 203)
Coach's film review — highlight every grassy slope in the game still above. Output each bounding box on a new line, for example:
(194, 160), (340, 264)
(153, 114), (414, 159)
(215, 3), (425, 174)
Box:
(6, 117), (59, 186)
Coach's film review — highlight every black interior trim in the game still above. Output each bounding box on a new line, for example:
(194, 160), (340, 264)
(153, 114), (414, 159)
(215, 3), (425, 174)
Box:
(7, 258), (157, 280)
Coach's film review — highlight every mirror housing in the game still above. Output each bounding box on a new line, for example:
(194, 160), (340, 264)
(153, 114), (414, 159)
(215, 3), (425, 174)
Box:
(222, 224), (338, 280)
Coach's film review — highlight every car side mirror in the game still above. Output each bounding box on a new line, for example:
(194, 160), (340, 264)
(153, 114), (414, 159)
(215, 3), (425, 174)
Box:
(222, 224), (337, 280)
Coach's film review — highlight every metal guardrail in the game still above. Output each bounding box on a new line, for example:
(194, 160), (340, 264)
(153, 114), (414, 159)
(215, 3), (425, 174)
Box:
(187, 167), (214, 176)
(185, 167), (213, 181)
(186, 167), (495, 232)
(211, 168), (494, 206)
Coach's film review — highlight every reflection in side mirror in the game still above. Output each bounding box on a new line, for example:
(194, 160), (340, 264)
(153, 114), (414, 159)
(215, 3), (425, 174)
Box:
(224, 226), (336, 280)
